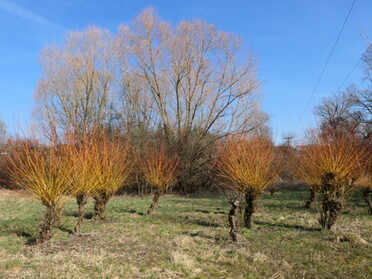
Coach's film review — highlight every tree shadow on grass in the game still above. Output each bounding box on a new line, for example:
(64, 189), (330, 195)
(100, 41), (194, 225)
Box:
(63, 211), (94, 219)
(14, 230), (36, 245)
(126, 209), (144, 216)
(195, 220), (220, 227)
(182, 217), (221, 228)
(254, 220), (321, 232)
(64, 211), (78, 217)
(84, 212), (94, 219)
(106, 206), (145, 216)
(58, 225), (73, 235)
(181, 231), (217, 240)
(195, 209), (210, 214)
(263, 203), (307, 211)
(195, 209), (225, 215)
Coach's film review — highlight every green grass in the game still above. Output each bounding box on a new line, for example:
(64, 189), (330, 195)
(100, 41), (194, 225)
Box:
(0, 189), (371, 279)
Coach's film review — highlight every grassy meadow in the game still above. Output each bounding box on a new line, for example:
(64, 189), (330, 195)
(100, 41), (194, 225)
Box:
(0, 189), (371, 279)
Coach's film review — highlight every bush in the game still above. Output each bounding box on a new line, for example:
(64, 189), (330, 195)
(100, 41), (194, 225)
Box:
(294, 131), (364, 229)
(214, 136), (280, 241)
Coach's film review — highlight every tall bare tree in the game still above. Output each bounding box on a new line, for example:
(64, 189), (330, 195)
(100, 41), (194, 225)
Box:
(115, 8), (267, 192)
(34, 26), (116, 140)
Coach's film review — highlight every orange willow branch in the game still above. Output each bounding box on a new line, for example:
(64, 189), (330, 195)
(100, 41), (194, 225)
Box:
(214, 136), (280, 237)
(138, 147), (179, 215)
(293, 130), (365, 229)
(3, 137), (78, 244)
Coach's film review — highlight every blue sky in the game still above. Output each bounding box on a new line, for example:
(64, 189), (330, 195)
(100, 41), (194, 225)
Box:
(0, 0), (371, 143)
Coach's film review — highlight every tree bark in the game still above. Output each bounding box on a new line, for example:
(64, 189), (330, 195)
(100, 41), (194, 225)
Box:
(318, 173), (344, 230)
(327, 199), (342, 230)
(305, 188), (316, 209)
(319, 192), (329, 230)
(244, 191), (257, 229)
(36, 204), (62, 245)
(146, 189), (162, 215)
(94, 192), (109, 220)
(362, 188), (372, 215)
(74, 194), (88, 234)
(228, 199), (239, 242)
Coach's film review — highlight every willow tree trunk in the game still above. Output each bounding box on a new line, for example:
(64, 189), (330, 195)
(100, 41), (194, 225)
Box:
(94, 192), (109, 220)
(74, 194), (88, 234)
(362, 188), (372, 215)
(37, 204), (62, 245)
(228, 199), (239, 242)
(244, 190), (258, 229)
(305, 188), (316, 209)
(327, 199), (342, 229)
(319, 173), (343, 230)
(146, 189), (162, 215)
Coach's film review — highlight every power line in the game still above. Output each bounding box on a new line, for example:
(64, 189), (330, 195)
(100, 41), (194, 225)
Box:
(336, 57), (361, 92)
(296, 0), (357, 128)
(336, 44), (372, 92)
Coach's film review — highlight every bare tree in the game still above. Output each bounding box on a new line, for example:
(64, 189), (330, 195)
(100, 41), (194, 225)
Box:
(314, 91), (357, 136)
(350, 41), (372, 140)
(115, 8), (268, 192)
(117, 8), (265, 139)
(34, 26), (116, 140)
(314, 41), (371, 140)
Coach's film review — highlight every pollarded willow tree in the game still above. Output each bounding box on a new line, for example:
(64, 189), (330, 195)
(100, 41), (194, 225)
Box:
(67, 133), (104, 233)
(214, 136), (280, 241)
(3, 137), (76, 244)
(138, 146), (179, 215)
(294, 131), (365, 230)
(92, 138), (133, 220)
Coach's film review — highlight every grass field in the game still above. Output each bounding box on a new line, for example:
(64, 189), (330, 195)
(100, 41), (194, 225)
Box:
(0, 189), (371, 279)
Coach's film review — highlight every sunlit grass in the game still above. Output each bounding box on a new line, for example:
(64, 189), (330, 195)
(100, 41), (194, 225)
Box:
(0, 189), (371, 278)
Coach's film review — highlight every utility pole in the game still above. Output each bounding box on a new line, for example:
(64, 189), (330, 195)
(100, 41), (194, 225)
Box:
(283, 135), (294, 146)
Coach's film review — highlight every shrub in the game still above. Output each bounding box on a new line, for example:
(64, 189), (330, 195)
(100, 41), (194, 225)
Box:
(3, 138), (75, 244)
(92, 138), (133, 220)
(67, 134), (103, 233)
(138, 147), (179, 215)
(214, 136), (280, 241)
(294, 131), (364, 229)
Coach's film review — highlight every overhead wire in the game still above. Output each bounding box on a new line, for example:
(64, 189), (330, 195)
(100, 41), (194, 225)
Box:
(336, 57), (361, 92)
(295, 0), (357, 129)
